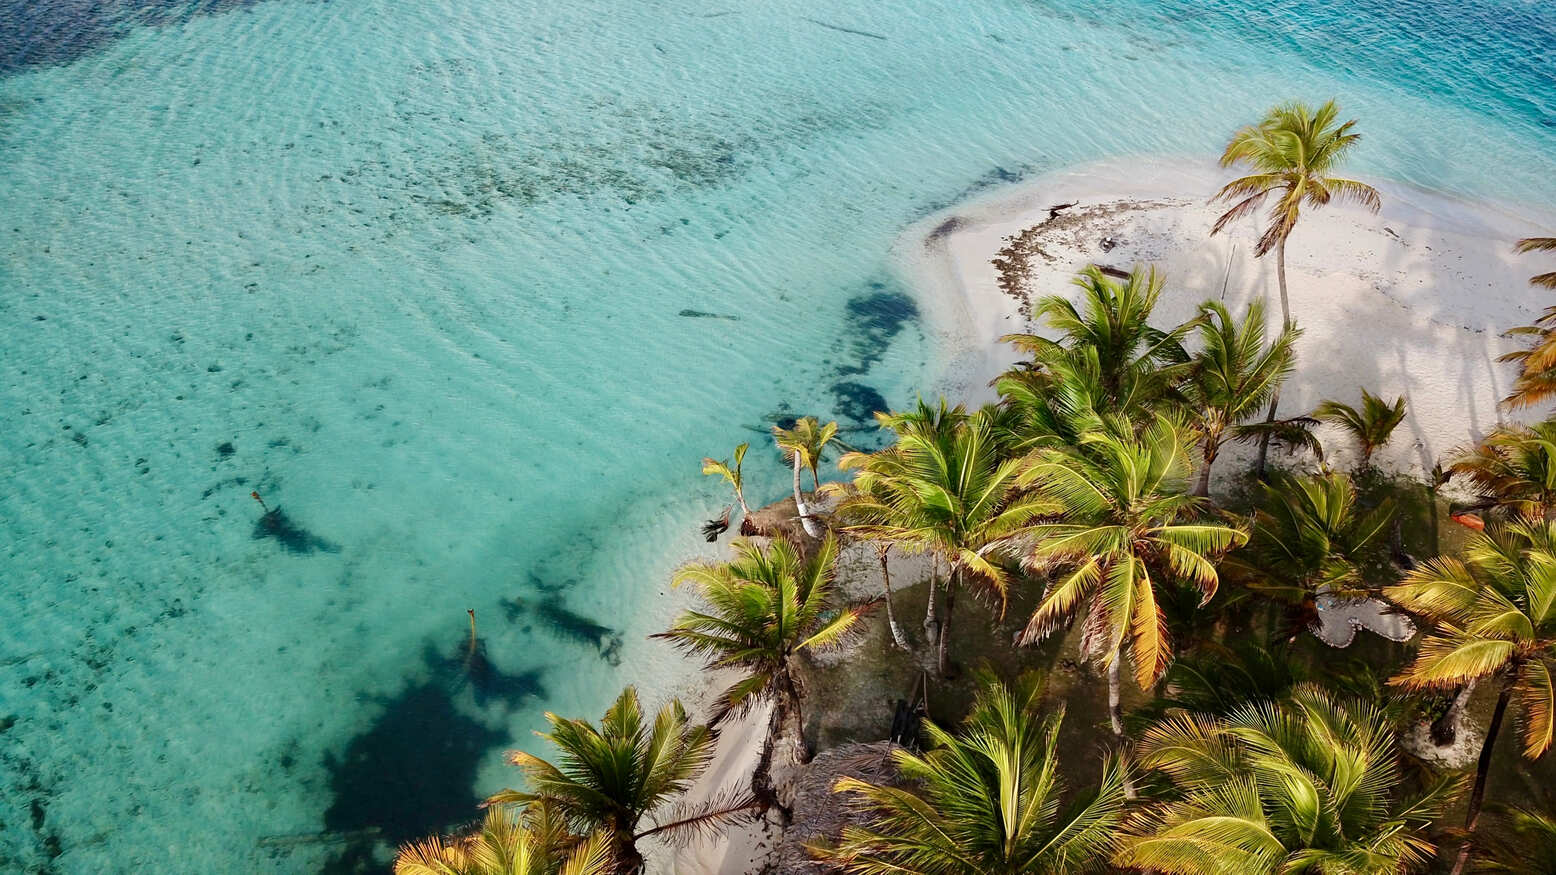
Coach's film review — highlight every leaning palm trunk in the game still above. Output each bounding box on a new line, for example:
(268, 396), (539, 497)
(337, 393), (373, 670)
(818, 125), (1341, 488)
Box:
(791, 453), (822, 538)
(1255, 238), (1291, 477)
(877, 544), (908, 649)
(1452, 676), (1514, 875)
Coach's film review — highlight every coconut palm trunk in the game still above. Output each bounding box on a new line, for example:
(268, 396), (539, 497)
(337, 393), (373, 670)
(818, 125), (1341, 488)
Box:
(1105, 656), (1139, 800)
(936, 568), (957, 677)
(608, 822), (643, 875)
(1452, 675), (1515, 875)
(1195, 437), (1220, 497)
(1106, 658), (1124, 736)
(750, 699), (792, 822)
(791, 453), (822, 538)
(782, 672), (811, 764)
(1255, 237), (1291, 478)
(877, 544), (909, 649)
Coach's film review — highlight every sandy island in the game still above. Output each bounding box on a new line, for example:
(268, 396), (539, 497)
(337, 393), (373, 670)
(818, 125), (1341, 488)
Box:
(660, 156), (1556, 873)
(904, 155), (1555, 486)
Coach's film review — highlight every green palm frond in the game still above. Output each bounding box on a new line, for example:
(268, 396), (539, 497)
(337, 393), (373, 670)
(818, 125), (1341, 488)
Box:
(1118, 685), (1452, 874)
(1312, 389), (1407, 466)
(1475, 804), (1556, 873)
(1021, 420), (1246, 684)
(1212, 100), (1380, 257)
(1449, 420), (1556, 518)
(1185, 298), (1303, 490)
(660, 535), (858, 703)
(394, 804), (615, 875)
(486, 687), (713, 865)
(775, 417), (840, 488)
(702, 443), (750, 514)
(1232, 470), (1393, 606)
(819, 674), (1127, 874)
(834, 405), (1047, 614)
(1516, 236), (1556, 292)
(997, 266), (1195, 447)
(1389, 519), (1556, 758)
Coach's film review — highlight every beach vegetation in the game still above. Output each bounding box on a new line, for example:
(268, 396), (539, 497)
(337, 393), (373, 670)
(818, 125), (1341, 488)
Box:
(702, 443), (753, 525)
(774, 417), (838, 538)
(657, 534), (865, 814)
(483, 687), (748, 873)
(1017, 418), (1246, 738)
(393, 804), (614, 875)
(838, 405), (1053, 677)
(1116, 684), (1453, 874)
(1211, 99), (1381, 473)
(1182, 298), (1302, 495)
(1387, 519), (1556, 873)
(1449, 421), (1556, 520)
(1231, 470), (1393, 637)
(1312, 388), (1408, 469)
(1517, 236), (1556, 291)
(817, 672), (1127, 874)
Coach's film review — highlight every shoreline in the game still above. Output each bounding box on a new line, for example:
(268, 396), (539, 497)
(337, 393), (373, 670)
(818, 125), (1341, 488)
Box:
(897, 155), (1556, 485)
(662, 155), (1556, 872)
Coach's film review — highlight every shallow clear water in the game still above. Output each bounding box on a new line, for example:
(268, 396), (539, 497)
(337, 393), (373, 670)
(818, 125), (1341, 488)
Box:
(1, 0), (1553, 870)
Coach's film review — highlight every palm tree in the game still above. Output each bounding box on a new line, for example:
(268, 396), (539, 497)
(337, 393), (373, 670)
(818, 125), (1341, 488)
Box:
(784, 416), (839, 491)
(1449, 421), (1556, 520)
(1387, 519), (1556, 875)
(1116, 684), (1453, 874)
(1000, 264), (1193, 421)
(774, 418), (838, 538)
(820, 673), (1128, 874)
(1183, 298), (1301, 495)
(702, 443), (752, 525)
(1499, 306), (1556, 409)
(1313, 388), (1407, 468)
(485, 687), (749, 873)
(1211, 99), (1381, 472)
(394, 805), (613, 875)
(1019, 418), (1247, 738)
(852, 398), (972, 646)
(841, 405), (1054, 676)
(1232, 470), (1393, 636)
(1501, 236), (1556, 407)
(828, 476), (912, 650)
(1517, 236), (1556, 290)
(656, 534), (864, 814)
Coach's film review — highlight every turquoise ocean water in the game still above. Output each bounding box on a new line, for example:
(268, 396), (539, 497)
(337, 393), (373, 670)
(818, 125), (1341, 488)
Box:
(2, 0), (1554, 870)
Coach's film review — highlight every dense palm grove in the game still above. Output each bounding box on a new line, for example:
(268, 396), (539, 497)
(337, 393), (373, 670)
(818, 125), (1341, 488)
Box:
(394, 102), (1556, 874)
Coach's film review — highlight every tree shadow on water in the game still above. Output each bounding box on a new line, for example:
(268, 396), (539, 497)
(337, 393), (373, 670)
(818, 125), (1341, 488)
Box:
(317, 644), (547, 873)
(253, 507), (339, 554)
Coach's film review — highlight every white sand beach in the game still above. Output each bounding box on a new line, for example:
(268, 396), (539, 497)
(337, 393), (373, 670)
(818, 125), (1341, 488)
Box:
(660, 156), (1556, 873)
(902, 156), (1556, 490)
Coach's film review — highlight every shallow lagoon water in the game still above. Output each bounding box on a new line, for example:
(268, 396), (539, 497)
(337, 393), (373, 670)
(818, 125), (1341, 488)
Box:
(2, 0), (1554, 870)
